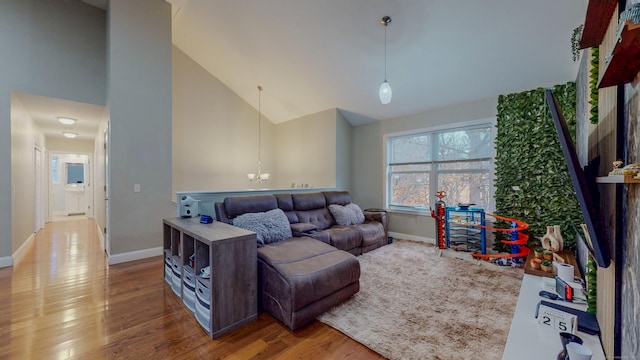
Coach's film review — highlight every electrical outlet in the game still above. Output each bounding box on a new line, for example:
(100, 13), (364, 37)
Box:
(134, 184), (141, 193)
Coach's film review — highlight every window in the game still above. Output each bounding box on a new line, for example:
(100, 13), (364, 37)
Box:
(386, 121), (494, 212)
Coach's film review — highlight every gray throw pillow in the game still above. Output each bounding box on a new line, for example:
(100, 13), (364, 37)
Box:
(328, 204), (352, 225)
(346, 203), (365, 224)
(329, 203), (367, 226)
(232, 208), (292, 246)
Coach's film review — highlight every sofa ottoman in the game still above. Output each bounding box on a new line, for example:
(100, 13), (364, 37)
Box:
(257, 237), (360, 330)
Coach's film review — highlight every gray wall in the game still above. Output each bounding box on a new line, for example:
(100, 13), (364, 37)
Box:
(107, 0), (173, 257)
(172, 46), (276, 193)
(0, 0), (106, 263)
(351, 97), (497, 239)
(274, 109), (337, 189)
(336, 110), (352, 191)
(173, 45), (343, 193)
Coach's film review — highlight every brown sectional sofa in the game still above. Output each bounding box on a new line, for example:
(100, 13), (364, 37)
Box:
(214, 191), (388, 330)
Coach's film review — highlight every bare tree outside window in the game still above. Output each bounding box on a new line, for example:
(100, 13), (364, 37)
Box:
(387, 124), (493, 212)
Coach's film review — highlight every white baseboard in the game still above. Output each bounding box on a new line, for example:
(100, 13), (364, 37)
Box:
(0, 256), (12, 268)
(12, 233), (36, 266)
(53, 211), (67, 216)
(108, 246), (163, 265)
(388, 232), (436, 245)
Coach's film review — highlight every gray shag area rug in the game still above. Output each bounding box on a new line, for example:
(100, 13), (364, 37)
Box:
(317, 240), (523, 360)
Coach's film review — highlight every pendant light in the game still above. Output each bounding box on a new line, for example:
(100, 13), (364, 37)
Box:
(379, 15), (392, 105)
(247, 85), (270, 183)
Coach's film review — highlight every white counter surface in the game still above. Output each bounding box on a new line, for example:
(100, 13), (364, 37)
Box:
(502, 274), (606, 360)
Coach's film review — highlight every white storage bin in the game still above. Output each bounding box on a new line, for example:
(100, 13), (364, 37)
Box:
(183, 267), (196, 288)
(171, 259), (182, 298)
(195, 278), (211, 304)
(195, 278), (211, 332)
(164, 263), (172, 284)
(195, 292), (211, 332)
(182, 267), (196, 313)
(183, 282), (196, 313)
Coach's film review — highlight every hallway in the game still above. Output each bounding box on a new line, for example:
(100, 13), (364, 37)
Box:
(0, 218), (380, 359)
(0, 218), (194, 359)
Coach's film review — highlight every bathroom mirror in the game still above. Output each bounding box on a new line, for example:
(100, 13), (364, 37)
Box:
(67, 163), (84, 184)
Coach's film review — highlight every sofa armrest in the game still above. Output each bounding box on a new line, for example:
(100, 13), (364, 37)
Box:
(290, 222), (318, 237)
(364, 210), (388, 233)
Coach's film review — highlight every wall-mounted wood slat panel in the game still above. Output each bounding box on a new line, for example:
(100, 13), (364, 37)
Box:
(594, 9), (619, 358)
(580, 0), (618, 48)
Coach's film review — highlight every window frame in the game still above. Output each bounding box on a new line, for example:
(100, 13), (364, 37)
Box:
(384, 118), (496, 215)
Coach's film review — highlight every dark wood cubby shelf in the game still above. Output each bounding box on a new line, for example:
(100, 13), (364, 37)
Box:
(580, 0), (617, 49)
(598, 21), (640, 89)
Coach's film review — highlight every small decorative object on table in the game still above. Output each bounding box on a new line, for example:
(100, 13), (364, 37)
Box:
(558, 332), (583, 360)
(541, 225), (563, 252)
(540, 260), (553, 273)
(534, 247), (544, 259)
(543, 250), (554, 261)
(609, 162), (640, 176)
(530, 257), (542, 269)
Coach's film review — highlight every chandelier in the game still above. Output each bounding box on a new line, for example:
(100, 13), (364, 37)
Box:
(247, 85), (270, 183)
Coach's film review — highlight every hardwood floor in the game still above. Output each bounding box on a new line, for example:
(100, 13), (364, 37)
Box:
(0, 219), (384, 359)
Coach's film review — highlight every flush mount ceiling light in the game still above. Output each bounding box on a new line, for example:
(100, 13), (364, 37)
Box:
(247, 85), (270, 183)
(63, 132), (78, 139)
(58, 117), (77, 125)
(379, 15), (392, 105)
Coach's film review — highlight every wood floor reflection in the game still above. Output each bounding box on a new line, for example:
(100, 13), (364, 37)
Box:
(0, 219), (383, 359)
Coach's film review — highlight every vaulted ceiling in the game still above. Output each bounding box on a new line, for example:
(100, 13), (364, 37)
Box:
(168, 0), (588, 125)
(37, 0), (587, 140)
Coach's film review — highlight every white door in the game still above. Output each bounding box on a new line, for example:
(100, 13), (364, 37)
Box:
(104, 122), (110, 255)
(34, 146), (43, 232)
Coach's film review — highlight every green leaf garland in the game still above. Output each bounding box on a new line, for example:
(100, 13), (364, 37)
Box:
(494, 83), (583, 252)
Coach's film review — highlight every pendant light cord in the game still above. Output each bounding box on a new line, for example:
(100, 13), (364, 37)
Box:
(384, 25), (387, 82)
(258, 85), (262, 164)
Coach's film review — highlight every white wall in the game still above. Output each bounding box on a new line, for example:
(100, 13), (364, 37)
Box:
(10, 93), (46, 252)
(0, 0), (105, 265)
(46, 137), (94, 153)
(107, 0), (173, 258)
(93, 111), (109, 251)
(351, 97), (497, 239)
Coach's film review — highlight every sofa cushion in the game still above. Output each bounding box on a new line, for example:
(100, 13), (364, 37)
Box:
(296, 208), (335, 230)
(316, 226), (362, 251)
(323, 191), (352, 205)
(257, 237), (360, 312)
(353, 222), (385, 248)
(292, 192), (326, 211)
(257, 237), (336, 265)
(233, 208), (292, 246)
(224, 195), (278, 220)
(274, 193), (299, 224)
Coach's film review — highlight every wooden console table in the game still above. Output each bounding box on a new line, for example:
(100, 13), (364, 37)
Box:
(163, 217), (257, 338)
